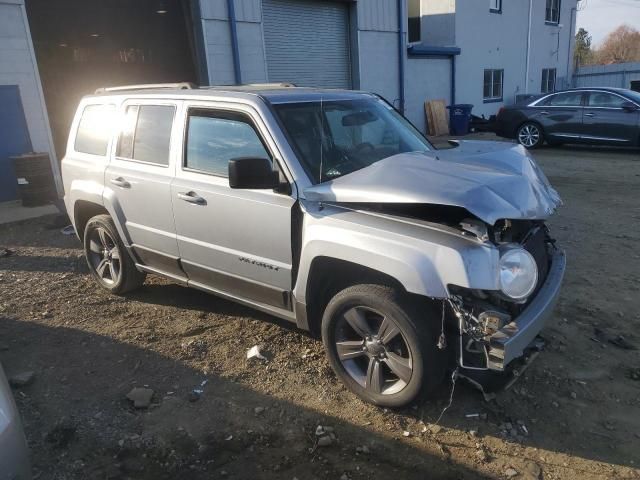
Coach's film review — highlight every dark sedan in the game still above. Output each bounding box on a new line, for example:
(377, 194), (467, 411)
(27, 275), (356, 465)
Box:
(495, 87), (640, 148)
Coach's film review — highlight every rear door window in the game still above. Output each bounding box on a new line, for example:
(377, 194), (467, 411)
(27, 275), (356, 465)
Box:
(541, 92), (583, 107)
(117, 104), (175, 166)
(74, 104), (116, 156)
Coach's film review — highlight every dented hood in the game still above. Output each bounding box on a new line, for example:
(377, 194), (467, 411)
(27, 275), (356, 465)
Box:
(303, 140), (562, 225)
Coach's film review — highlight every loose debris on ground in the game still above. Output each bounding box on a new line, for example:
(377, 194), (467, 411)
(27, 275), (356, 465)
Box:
(1, 143), (639, 479)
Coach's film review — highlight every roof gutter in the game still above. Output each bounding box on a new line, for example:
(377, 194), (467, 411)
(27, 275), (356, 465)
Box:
(226, 0), (242, 84)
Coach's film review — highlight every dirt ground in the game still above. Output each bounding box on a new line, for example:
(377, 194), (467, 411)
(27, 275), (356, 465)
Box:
(1, 140), (640, 480)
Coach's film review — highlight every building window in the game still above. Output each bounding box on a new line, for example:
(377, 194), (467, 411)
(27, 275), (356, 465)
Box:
(490, 0), (502, 13)
(483, 69), (504, 102)
(541, 68), (556, 93)
(545, 0), (560, 24)
(408, 0), (421, 43)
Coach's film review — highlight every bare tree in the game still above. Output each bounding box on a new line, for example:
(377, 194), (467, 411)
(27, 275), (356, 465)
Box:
(594, 25), (640, 64)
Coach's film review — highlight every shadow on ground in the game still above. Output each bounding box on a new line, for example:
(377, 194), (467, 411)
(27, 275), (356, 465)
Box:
(1, 317), (488, 480)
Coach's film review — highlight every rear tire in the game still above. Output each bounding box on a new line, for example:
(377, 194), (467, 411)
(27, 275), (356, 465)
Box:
(517, 122), (544, 149)
(84, 214), (146, 294)
(321, 284), (446, 407)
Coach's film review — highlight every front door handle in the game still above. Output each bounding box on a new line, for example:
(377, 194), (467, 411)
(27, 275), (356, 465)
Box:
(584, 112), (595, 117)
(110, 177), (130, 188)
(177, 191), (206, 205)
(539, 111), (549, 115)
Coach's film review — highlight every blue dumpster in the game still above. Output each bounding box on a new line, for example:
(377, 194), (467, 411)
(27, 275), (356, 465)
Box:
(446, 104), (474, 135)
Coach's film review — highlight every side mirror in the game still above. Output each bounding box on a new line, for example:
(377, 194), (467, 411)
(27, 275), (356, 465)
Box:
(228, 157), (280, 190)
(622, 101), (639, 112)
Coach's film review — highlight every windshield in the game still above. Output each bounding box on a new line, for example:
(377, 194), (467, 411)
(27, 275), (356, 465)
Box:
(273, 97), (432, 184)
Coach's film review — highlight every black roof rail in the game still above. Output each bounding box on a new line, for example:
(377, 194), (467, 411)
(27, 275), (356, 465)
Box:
(94, 82), (196, 94)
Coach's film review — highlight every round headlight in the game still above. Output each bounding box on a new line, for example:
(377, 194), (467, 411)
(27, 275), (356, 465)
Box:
(498, 246), (538, 300)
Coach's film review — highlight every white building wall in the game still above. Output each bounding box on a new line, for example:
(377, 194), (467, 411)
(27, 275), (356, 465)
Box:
(405, 57), (451, 133)
(0, 0), (60, 192)
(527, 0), (577, 92)
(454, 0), (529, 117)
(200, 0), (267, 85)
(453, 0), (576, 117)
(355, 0), (400, 106)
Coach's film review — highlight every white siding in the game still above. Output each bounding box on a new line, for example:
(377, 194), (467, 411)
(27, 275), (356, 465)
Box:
(405, 57), (451, 133)
(358, 0), (397, 32)
(0, 0), (59, 191)
(453, 0), (577, 117)
(200, 0), (267, 85)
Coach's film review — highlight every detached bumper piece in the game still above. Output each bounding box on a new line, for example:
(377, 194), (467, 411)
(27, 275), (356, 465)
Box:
(487, 249), (566, 370)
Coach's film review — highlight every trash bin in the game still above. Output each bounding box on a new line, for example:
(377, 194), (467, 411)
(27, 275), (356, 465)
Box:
(446, 104), (474, 135)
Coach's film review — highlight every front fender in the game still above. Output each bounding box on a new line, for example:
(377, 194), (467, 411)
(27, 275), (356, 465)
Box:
(293, 203), (500, 303)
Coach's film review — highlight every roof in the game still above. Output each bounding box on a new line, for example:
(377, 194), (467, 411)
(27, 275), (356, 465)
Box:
(89, 84), (372, 104)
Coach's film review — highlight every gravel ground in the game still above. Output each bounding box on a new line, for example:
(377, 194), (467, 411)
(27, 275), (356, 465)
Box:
(1, 140), (639, 479)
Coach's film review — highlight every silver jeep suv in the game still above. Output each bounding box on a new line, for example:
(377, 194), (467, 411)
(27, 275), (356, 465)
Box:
(62, 84), (565, 407)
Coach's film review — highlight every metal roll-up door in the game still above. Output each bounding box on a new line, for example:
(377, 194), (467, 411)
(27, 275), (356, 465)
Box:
(262, 0), (351, 89)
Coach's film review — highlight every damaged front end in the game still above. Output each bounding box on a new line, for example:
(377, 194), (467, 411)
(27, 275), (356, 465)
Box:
(448, 220), (566, 376)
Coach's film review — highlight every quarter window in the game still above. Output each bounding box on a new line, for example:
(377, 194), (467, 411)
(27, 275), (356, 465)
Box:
(541, 68), (556, 93)
(587, 92), (628, 108)
(545, 0), (560, 24)
(185, 111), (270, 177)
(483, 69), (504, 101)
(117, 105), (175, 165)
(490, 0), (502, 13)
(74, 104), (116, 156)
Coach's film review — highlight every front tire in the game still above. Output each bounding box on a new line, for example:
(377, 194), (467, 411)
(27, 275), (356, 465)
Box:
(321, 284), (445, 407)
(517, 122), (544, 149)
(84, 214), (146, 294)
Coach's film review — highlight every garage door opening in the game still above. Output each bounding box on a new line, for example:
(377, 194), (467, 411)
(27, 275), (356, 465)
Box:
(26, 0), (199, 158)
(263, 0), (352, 89)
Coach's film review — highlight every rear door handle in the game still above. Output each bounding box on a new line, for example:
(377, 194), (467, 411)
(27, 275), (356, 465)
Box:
(177, 191), (206, 205)
(110, 177), (130, 188)
(539, 111), (549, 115)
(584, 112), (595, 117)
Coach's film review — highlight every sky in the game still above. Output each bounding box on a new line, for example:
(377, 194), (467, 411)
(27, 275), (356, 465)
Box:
(576, 0), (640, 46)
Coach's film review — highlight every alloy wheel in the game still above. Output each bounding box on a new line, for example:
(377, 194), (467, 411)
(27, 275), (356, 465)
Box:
(334, 306), (413, 395)
(87, 227), (121, 285)
(518, 124), (541, 148)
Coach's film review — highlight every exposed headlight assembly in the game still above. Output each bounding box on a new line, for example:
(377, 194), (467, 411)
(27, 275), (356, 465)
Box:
(498, 245), (538, 301)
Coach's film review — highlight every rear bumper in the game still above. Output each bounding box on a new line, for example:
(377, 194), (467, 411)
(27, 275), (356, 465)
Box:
(486, 248), (566, 370)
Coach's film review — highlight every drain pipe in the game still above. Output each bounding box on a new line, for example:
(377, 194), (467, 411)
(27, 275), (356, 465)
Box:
(566, 7), (577, 87)
(226, 0), (242, 84)
(524, 0), (533, 93)
(397, 0), (406, 114)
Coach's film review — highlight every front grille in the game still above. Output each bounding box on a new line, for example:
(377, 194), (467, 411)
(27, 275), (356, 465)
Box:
(522, 226), (550, 291)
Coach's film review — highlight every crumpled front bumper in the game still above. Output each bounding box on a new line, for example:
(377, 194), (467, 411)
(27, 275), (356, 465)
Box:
(486, 248), (566, 371)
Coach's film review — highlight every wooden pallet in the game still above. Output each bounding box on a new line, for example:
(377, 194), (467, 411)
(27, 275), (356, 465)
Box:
(425, 99), (449, 136)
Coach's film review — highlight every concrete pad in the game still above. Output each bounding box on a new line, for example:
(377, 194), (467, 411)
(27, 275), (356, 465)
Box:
(0, 200), (59, 225)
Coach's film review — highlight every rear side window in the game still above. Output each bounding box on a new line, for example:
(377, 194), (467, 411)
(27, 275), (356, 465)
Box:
(184, 111), (270, 177)
(117, 105), (175, 165)
(541, 92), (583, 107)
(74, 104), (115, 156)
